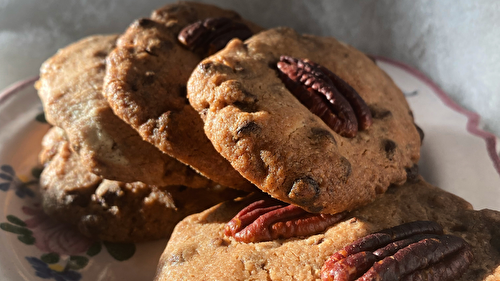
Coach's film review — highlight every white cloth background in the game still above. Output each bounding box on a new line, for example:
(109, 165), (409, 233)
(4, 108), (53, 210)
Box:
(1, 0), (499, 136)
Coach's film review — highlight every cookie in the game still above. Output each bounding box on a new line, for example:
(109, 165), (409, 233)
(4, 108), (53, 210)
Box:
(155, 179), (500, 281)
(187, 27), (421, 214)
(39, 127), (246, 242)
(36, 34), (213, 188)
(103, 2), (262, 191)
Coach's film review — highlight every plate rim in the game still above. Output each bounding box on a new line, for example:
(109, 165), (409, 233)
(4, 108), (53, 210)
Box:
(372, 56), (500, 177)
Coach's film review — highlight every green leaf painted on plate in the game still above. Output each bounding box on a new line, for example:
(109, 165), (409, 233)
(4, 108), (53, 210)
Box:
(7, 215), (26, 227)
(86, 241), (102, 257)
(103, 241), (136, 261)
(67, 256), (89, 270)
(0, 222), (32, 235)
(0, 173), (13, 181)
(0, 182), (9, 191)
(41, 253), (60, 264)
(0, 165), (15, 175)
(35, 112), (47, 123)
(18, 234), (35, 245)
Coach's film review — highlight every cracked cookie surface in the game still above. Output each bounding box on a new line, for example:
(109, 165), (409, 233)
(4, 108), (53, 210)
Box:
(188, 27), (421, 214)
(39, 127), (245, 242)
(155, 179), (500, 281)
(103, 2), (262, 191)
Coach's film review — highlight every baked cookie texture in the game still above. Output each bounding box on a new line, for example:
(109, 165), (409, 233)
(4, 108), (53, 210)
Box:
(103, 1), (262, 191)
(188, 27), (421, 214)
(155, 179), (500, 281)
(36, 34), (213, 188)
(39, 127), (245, 242)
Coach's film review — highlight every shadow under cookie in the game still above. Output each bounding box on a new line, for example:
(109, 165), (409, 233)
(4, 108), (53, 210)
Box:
(39, 127), (246, 242)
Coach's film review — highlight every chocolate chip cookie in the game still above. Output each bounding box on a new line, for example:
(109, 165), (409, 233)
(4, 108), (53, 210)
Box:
(39, 127), (246, 242)
(187, 27), (421, 214)
(155, 179), (500, 281)
(36, 34), (213, 188)
(104, 2), (262, 191)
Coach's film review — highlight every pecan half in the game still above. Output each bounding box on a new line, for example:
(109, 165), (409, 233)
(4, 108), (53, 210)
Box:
(225, 197), (346, 243)
(178, 17), (253, 55)
(277, 56), (372, 138)
(321, 221), (473, 281)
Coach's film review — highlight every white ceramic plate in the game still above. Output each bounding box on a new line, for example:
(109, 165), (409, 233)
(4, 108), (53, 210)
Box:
(0, 59), (499, 281)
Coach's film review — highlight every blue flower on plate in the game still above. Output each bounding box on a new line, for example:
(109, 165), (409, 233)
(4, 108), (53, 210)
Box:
(26, 257), (81, 281)
(0, 164), (35, 198)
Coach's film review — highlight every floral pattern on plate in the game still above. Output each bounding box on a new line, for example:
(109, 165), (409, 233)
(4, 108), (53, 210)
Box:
(0, 140), (136, 281)
(0, 83), (167, 281)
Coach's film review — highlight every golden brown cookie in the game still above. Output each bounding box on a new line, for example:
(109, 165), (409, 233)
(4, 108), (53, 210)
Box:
(187, 27), (421, 214)
(36, 34), (213, 188)
(155, 179), (500, 281)
(39, 127), (246, 242)
(103, 2), (262, 191)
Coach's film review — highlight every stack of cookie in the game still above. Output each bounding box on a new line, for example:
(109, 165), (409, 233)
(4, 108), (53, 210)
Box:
(35, 2), (500, 280)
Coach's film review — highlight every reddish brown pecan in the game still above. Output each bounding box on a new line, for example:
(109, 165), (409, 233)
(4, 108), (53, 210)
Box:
(225, 197), (346, 243)
(178, 17), (253, 55)
(277, 56), (372, 138)
(321, 221), (473, 281)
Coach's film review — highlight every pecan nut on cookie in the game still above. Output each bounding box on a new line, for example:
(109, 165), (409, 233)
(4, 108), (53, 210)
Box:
(188, 27), (422, 214)
(104, 2), (263, 191)
(36, 34), (214, 188)
(155, 179), (500, 281)
(39, 127), (246, 242)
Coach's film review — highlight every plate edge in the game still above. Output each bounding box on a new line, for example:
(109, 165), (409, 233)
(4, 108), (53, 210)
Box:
(372, 56), (500, 178)
(0, 76), (39, 105)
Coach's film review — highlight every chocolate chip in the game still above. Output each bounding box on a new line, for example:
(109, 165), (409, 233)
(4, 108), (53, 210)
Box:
(233, 101), (258, 113)
(314, 238), (325, 245)
(143, 71), (156, 85)
(308, 127), (337, 146)
(339, 156), (352, 180)
(236, 121), (261, 137)
(491, 235), (500, 255)
(405, 164), (420, 183)
(144, 49), (158, 57)
(369, 105), (392, 119)
(130, 82), (139, 92)
(136, 18), (155, 28)
(199, 62), (213, 72)
(450, 224), (468, 232)
(415, 124), (425, 143)
(382, 139), (397, 160)
(93, 50), (108, 58)
(288, 177), (320, 203)
(96, 64), (106, 72)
